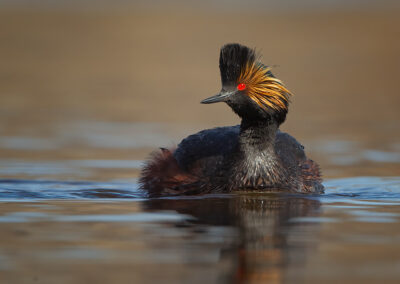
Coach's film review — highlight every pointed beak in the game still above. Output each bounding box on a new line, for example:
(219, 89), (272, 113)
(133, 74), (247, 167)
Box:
(201, 91), (235, 104)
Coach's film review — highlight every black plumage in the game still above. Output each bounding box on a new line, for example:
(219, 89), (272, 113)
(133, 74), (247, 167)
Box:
(140, 43), (323, 197)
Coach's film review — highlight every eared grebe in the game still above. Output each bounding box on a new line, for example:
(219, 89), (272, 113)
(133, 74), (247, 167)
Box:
(140, 43), (323, 197)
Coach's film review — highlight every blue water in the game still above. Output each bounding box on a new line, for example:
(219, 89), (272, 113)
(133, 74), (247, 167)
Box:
(1, 176), (399, 201)
(0, 179), (143, 200)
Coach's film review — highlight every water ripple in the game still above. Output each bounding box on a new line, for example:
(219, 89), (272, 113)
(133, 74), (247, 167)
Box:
(0, 179), (144, 200)
(0, 176), (399, 203)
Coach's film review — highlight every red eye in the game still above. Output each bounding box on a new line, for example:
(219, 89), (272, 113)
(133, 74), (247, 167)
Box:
(237, 83), (246, 91)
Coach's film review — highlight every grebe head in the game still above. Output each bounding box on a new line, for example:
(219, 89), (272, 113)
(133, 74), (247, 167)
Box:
(201, 43), (292, 124)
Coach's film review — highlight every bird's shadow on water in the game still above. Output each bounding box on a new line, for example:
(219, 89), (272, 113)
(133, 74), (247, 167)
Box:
(140, 177), (400, 283)
(143, 193), (322, 283)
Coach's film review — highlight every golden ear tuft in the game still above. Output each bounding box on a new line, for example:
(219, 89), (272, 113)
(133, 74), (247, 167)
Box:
(238, 62), (292, 111)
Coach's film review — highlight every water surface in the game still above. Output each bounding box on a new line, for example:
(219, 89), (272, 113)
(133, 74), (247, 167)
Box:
(0, 177), (399, 283)
(0, 3), (399, 283)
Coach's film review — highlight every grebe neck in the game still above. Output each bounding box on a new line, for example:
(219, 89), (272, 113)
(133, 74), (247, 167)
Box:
(239, 118), (278, 154)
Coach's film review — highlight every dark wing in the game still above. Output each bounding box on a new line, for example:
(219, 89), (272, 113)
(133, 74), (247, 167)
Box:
(275, 131), (306, 166)
(173, 125), (240, 171)
(275, 131), (323, 193)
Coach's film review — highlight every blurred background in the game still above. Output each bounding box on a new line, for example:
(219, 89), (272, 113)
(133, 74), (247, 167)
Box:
(1, 2), (400, 284)
(0, 0), (399, 181)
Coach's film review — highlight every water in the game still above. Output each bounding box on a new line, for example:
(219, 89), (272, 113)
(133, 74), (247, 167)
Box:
(0, 176), (399, 283)
(1, 3), (400, 283)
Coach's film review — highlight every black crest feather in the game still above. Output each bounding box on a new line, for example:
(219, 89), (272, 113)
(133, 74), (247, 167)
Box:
(219, 43), (256, 85)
